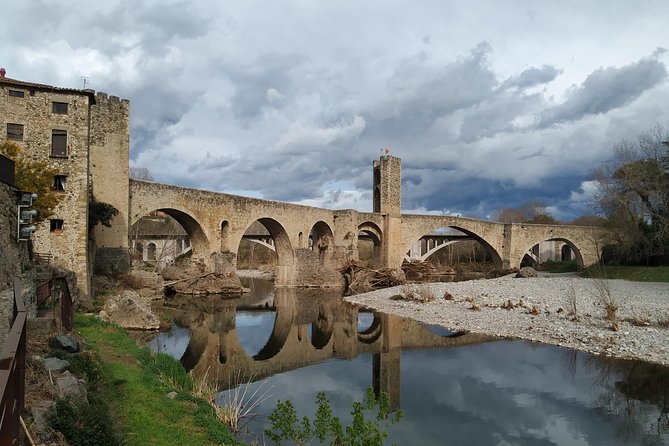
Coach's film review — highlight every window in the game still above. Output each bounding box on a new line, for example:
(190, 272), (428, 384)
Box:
(51, 129), (67, 157)
(6, 123), (24, 141)
(8, 90), (24, 98)
(52, 102), (68, 114)
(50, 219), (64, 233)
(52, 175), (67, 191)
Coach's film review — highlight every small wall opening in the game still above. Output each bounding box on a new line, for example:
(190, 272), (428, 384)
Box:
(220, 220), (230, 250)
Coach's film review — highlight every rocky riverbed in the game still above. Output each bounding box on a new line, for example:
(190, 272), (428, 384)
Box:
(345, 275), (669, 366)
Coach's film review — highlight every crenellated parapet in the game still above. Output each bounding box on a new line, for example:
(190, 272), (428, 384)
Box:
(89, 91), (131, 272)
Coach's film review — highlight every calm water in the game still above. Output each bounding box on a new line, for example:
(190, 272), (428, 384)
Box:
(149, 279), (669, 445)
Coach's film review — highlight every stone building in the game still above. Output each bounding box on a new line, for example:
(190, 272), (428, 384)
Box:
(0, 69), (130, 300)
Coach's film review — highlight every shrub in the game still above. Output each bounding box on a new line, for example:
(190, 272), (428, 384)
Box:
(265, 388), (403, 446)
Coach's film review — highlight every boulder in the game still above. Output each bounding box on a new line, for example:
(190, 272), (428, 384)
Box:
(99, 290), (160, 330)
(126, 269), (165, 291)
(43, 357), (70, 373)
(49, 334), (80, 353)
(30, 400), (55, 438)
(56, 371), (87, 401)
(515, 267), (538, 278)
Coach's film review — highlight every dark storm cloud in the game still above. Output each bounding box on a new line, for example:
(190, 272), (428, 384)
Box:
(457, 91), (544, 143)
(500, 65), (562, 90)
(401, 166), (590, 220)
(385, 42), (497, 124)
(223, 54), (307, 120)
(539, 56), (667, 128)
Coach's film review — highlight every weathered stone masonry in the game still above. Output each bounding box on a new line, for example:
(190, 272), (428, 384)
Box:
(1, 74), (131, 301)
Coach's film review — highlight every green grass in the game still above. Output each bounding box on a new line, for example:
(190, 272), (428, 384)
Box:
(73, 314), (242, 446)
(580, 265), (669, 282)
(539, 260), (579, 273)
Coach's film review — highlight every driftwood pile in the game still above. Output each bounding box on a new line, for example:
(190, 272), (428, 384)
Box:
(339, 260), (406, 294)
(402, 260), (438, 277)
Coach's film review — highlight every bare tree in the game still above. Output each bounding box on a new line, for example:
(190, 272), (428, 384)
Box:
(497, 200), (555, 223)
(130, 167), (154, 181)
(592, 123), (669, 263)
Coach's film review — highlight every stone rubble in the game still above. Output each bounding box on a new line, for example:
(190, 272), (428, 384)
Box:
(345, 275), (669, 366)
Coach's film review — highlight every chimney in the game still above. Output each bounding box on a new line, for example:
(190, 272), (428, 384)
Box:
(0, 68), (6, 78)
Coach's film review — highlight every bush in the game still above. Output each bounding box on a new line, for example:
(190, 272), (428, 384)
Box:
(46, 350), (121, 445)
(48, 395), (121, 446)
(265, 388), (403, 446)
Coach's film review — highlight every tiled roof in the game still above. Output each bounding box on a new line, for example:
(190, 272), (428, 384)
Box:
(0, 76), (96, 102)
(131, 217), (188, 236)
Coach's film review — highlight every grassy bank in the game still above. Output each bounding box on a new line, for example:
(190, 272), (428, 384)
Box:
(580, 265), (669, 282)
(70, 314), (241, 446)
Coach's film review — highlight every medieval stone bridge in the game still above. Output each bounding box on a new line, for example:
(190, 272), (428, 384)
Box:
(127, 156), (607, 287)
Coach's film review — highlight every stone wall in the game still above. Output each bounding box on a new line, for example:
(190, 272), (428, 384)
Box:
(90, 92), (130, 254)
(0, 81), (93, 299)
(0, 182), (30, 289)
(0, 181), (34, 342)
(90, 92), (131, 277)
(373, 155), (401, 217)
(293, 248), (343, 288)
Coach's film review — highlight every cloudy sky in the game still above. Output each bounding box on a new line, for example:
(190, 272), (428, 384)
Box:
(2, 1), (668, 220)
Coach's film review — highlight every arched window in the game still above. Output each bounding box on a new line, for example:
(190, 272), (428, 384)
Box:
(147, 243), (157, 261)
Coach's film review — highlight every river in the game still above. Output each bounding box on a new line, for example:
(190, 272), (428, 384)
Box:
(148, 278), (669, 445)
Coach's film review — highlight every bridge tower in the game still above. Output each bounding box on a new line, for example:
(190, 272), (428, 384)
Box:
(373, 155), (404, 268)
(373, 155), (401, 216)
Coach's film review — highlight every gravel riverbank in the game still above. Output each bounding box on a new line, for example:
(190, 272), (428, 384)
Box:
(345, 276), (669, 366)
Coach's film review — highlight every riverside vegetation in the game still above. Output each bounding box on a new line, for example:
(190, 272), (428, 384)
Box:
(47, 314), (240, 446)
(44, 314), (402, 445)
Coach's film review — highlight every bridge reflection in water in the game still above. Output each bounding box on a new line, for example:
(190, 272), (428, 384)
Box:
(154, 279), (494, 411)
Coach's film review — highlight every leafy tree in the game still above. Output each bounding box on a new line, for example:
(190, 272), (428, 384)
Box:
(265, 388), (403, 446)
(0, 140), (63, 223)
(592, 123), (669, 264)
(89, 196), (119, 229)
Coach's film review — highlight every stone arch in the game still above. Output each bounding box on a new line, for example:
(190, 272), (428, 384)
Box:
(241, 217), (295, 286)
(519, 237), (585, 269)
(357, 312), (382, 344)
(252, 293), (296, 361)
(309, 221), (334, 266)
(147, 243), (157, 261)
(561, 244), (573, 262)
(405, 239), (461, 262)
(310, 302), (334, 350)
(220, 220), (230, 250)
(404, 225), (503, 269)
(358, 222), (383, 268)
(133, 208), (210, 263)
